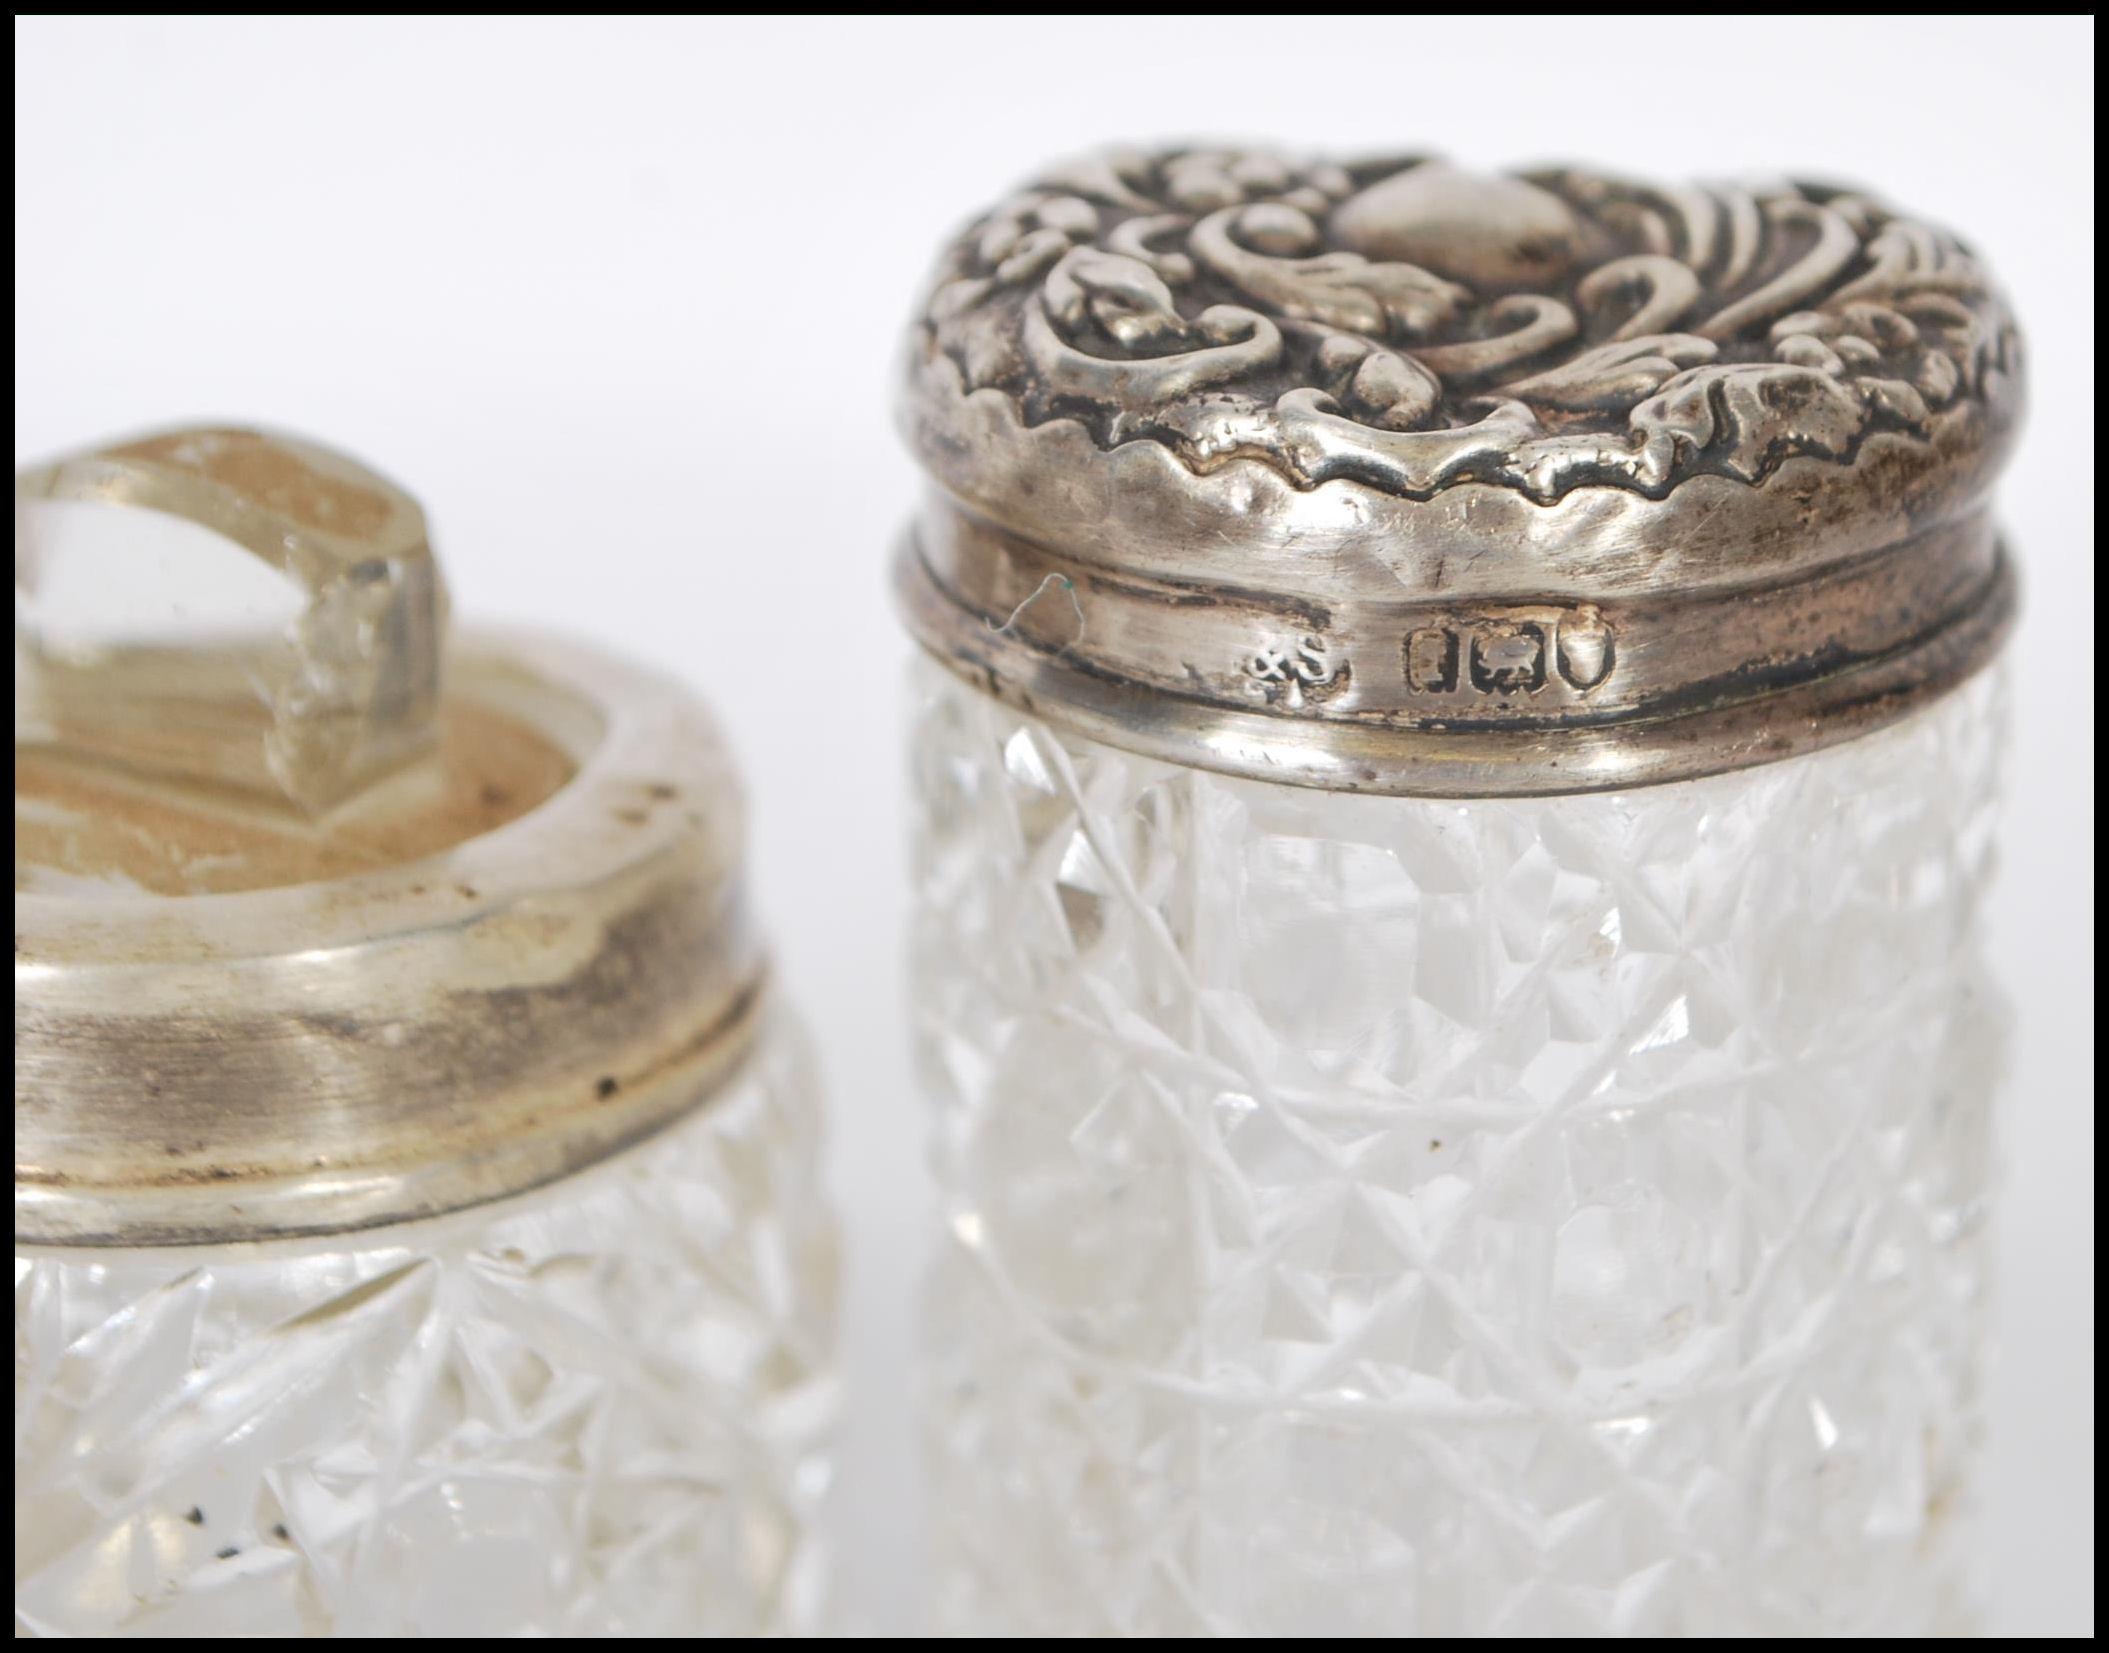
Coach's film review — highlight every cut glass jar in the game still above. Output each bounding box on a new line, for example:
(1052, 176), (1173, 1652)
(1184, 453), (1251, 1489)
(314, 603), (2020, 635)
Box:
(895, 150), (2021, 1637)
(14, 430), (838, 1637)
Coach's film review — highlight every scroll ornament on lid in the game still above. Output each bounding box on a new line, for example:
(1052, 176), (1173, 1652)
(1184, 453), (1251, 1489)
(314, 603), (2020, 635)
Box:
(916, 150), (2021, 503)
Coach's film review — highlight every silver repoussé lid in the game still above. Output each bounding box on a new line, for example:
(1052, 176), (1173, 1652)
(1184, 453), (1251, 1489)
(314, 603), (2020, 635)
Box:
(896, 147), (2022, 796)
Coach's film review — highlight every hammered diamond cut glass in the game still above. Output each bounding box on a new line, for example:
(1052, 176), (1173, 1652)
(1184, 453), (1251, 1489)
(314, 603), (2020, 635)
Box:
(14, 430), (837, 1637)
(15, 1029), (835, 1638)
(911, 663), (2003, 1636)
(896, 148), (2021, 1636)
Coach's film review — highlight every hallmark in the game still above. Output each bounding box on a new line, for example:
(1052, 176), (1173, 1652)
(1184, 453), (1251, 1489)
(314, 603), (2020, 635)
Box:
(1246, 635), (1339, 705)
(1471, 623), (1547, 693)
(1404, 627), (1459, 693)
(1405, 605), (1615, 698)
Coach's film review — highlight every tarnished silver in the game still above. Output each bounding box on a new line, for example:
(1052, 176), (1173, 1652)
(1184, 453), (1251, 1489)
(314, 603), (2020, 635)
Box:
(15, 430), (765, 1245)
(896, 149), (2023, 795)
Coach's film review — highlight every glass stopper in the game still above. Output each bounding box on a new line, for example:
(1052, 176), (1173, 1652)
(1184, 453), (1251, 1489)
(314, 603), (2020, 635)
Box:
(15, 427), (447, 815)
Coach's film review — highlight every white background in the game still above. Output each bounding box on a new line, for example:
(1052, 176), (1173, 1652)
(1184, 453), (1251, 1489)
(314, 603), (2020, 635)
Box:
(15, 17), (2094, 1637)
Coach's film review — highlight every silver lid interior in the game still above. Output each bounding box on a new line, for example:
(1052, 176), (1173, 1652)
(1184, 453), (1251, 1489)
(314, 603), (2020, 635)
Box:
(15, 430), (762, 1245)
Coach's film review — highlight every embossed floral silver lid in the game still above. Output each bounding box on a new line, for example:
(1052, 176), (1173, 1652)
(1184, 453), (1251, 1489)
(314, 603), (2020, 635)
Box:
(895, 147), (2022, 794)
(15, 429), (763, 1245)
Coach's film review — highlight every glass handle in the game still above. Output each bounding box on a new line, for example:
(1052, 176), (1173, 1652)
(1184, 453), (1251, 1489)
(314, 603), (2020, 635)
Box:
(15, 427), (448, 815)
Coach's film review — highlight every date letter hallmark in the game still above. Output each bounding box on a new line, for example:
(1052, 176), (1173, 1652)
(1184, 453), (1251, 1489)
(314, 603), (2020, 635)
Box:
(1406, 605), (1615, 701)
(1246, 634), (1341, 708)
